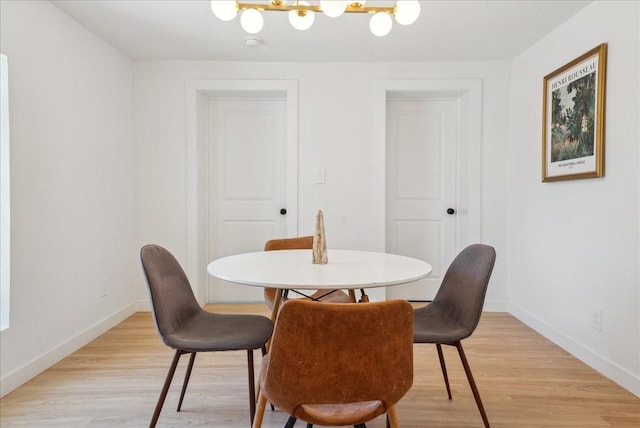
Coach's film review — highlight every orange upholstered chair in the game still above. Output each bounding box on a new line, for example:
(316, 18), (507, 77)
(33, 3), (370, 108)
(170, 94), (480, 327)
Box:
(253, 299), (414, 428)
(263, 236), (352, 312)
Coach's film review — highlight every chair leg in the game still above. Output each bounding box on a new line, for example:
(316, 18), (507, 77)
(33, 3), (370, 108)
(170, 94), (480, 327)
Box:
(150, 349), (184, 428)
(387, 406), (400, 428)
(436, 343), (452, 399)
(284, 416), (297, 428)
(455, 341), (490, 428)
(247, 350), (256, 424)
(177, 352), (196, 411)
(252, 392), (267, 428)
(258, 347), (275, 412)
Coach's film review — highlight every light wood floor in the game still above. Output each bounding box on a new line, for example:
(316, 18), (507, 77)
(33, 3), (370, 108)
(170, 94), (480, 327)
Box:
(1, 303), (638, 427)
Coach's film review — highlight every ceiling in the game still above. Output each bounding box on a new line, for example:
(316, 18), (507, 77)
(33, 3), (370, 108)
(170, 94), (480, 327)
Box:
(51, 0), (591, 62)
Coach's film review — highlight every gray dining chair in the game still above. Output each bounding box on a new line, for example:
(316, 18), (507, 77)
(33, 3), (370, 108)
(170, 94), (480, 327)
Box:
(140, 244), (274, 427)
(413, 243), (496, 428)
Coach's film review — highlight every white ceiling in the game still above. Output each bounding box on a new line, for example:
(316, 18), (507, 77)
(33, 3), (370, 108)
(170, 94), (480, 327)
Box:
(51, 0), (591, 62)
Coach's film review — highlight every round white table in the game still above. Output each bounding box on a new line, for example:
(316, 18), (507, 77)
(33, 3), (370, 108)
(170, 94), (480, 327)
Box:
(208, 249), (432, 315)
(212, 250), (431, 428)
(208, 249), (431, 289)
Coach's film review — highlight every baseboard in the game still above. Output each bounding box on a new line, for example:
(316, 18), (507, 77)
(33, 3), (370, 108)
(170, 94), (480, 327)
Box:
(134, 299), (151, 312)
(0, 302), (138, 397)
(482, 298), (509, 312)
(510, 304), (640, 397)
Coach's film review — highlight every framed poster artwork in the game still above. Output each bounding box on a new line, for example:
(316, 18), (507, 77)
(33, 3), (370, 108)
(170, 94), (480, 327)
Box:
(542, 43), (607, 182)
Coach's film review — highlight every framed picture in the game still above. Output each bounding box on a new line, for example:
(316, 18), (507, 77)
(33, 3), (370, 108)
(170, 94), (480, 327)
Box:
(542, 43), (607, 182)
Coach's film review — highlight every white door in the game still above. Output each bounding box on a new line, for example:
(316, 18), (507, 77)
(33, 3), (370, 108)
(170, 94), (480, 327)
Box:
(385, 99), (457, 301)
(208, 98), (287, 302)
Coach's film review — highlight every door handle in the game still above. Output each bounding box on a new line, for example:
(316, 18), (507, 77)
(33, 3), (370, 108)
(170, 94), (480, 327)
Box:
(280, 208), (287, 215)
(447, 208), (455, 215)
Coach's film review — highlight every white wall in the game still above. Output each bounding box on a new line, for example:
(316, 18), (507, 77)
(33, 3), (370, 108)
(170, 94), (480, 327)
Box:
(6, 0), (635, 401)
(0, 1), (137, 396)
(133, 60), (510, 310)
(507, 1), (639, 395)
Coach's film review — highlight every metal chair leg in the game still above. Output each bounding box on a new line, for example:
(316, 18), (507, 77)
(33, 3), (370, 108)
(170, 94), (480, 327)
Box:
(150, 349), (185, 428)
(436, 343), (452, 399)
(455, 341), (490, 428)
(177, 352), (196, 411)
(284, 416), (297, 428)
(248, 350), (256, 423)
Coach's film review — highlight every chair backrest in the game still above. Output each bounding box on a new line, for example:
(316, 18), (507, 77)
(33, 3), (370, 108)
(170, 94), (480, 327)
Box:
(263, 236), (314, 305)
(431, 243), (496, 335)
(140, 245), (202, 344)
(262, 299), (414, 415)
(264, 236), (313, 251)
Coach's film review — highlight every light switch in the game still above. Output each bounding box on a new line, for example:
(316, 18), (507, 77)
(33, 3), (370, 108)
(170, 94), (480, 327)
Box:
(314, 169), (326, 184)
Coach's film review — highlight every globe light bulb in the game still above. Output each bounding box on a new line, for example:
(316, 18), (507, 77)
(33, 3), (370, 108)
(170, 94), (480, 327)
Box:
(240, 8), (264, 34)
(394, 0), (421, 26)
(320, 1), (348, 18)
(289, 2), (315, 31)
(210, 0), (238, 21)
(369, 12), (392, 37)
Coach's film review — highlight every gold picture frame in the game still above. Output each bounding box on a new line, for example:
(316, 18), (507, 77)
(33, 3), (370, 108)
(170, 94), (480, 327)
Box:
(542, 43), (607, 182)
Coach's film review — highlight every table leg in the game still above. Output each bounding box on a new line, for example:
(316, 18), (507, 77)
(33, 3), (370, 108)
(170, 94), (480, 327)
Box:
(348, 289), (357, 303)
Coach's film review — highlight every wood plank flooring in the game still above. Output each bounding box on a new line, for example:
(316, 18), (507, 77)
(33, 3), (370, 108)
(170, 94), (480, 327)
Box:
(1, 303), (638, 427)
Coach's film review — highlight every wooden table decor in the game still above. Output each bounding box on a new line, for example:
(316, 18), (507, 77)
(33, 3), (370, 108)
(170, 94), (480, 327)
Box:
(312, 210), (328, 264)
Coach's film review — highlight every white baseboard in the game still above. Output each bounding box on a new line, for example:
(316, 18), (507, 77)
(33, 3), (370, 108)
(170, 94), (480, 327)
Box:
(0, 303), (138, 397)
(482, 298), (508, 312)
(134, 299), (151, 312)
(510, 304), (640, 397)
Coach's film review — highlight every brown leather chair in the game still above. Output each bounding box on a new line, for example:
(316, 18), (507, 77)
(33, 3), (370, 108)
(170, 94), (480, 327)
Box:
(263, 236), (352, 310)
(252, 299), (414, 428)
(413, 244), (496, 428)
(140, 245), (274, 427)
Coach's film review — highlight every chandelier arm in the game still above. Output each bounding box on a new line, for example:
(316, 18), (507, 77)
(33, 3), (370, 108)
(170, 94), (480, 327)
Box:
(236, 2), (396, 15)
(345, 5), (396, 14)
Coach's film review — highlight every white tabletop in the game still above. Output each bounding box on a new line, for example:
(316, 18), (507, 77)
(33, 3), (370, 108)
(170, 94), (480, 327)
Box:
(207, 249), (432, 290)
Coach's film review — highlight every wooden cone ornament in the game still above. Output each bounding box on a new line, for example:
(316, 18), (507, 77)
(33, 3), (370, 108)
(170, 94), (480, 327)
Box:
(312, 210), (328, 264)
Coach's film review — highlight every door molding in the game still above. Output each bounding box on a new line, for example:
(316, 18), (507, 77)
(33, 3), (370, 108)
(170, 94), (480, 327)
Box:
(372, 79), (482, 299)
(185, 80), (299, 303)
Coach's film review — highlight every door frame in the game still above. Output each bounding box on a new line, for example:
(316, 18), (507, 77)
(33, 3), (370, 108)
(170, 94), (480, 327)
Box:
(185, 80), (299, 304)
(372, 79), (482, 300)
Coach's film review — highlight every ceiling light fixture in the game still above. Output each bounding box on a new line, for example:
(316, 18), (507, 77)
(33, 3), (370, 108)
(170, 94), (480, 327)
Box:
(210, 1), (421, 36)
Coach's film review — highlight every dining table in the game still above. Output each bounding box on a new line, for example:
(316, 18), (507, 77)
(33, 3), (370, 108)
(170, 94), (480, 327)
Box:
(208, 248), (432, 428)
(207, 248), (432, 319)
